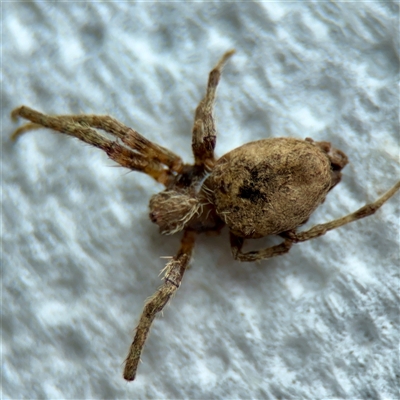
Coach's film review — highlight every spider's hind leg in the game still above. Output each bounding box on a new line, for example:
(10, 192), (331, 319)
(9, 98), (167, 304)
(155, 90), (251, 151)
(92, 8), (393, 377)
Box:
(192, 50), (235, 171)
(230, 232), (293, 262)
(282, 181), (400, 243)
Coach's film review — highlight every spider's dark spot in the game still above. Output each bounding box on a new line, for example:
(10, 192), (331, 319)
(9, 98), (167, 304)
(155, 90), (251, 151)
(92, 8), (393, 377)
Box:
(204, 135), (217, 151)
(177, 169), (193, 187)
(149, 212), (157, 223)
(176, 165), (204, 188)
(331, 162), (342, 171)
(238, 184), (266, 203)
(250, 167), (262, 181)
(238, 164), (270, 204)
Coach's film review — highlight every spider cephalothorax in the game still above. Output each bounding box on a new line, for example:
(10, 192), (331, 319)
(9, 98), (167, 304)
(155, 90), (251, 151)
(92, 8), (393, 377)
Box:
(11, 50), (400, 381)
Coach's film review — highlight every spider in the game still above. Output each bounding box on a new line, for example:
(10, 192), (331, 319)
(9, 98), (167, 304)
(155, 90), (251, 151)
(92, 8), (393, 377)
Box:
(11, 50), (400, 381)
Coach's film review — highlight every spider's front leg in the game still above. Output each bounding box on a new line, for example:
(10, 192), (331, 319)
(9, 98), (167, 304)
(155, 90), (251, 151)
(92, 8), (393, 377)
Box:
(123, 230), (196, 381)
(11, 106), (183, 186)
(192, 50), (235, 171)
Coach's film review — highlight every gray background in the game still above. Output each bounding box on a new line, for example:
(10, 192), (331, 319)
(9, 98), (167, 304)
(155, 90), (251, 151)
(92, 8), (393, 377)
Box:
(3, 2), (399, 399)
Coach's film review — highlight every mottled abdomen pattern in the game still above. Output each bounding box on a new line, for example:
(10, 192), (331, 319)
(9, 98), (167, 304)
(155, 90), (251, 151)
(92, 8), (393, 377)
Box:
(205, 138), (332, 238)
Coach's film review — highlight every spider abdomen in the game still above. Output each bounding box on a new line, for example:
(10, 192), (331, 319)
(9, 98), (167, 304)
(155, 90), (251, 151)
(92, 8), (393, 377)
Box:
(204, 137), (332, 238)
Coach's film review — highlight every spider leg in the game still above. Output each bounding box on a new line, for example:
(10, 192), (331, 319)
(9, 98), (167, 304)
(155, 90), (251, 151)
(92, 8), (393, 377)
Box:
(123, 230), (196, 381)
(282, 180), (400, 243)
(11, 106), (178, 185)
(192, 50), (235, 171)
(46, 113), (182, 172)
(230, 181), (400, 262)
(230, 232), (293, 262)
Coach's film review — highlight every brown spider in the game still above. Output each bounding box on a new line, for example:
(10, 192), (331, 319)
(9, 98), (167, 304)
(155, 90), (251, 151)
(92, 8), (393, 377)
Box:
(11, 50), (400, 382)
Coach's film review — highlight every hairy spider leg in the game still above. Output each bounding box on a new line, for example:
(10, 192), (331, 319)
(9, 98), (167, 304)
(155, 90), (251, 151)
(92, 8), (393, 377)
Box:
(192, 50), (235, 171)
(11, 106), (178, 185)
(123, 229), (196, 381)
(230, 181), (400, 261)
(285, 180), (400, 242)
(44, 113), (182, 172)
(230, 233), (293, 262)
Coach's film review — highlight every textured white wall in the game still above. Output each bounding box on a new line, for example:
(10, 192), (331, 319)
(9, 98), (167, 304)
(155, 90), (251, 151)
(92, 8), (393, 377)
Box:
(3, 2), (399, 399)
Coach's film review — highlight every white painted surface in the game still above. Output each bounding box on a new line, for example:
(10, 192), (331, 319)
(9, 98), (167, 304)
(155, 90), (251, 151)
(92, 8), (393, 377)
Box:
(3, 3), (399, 399)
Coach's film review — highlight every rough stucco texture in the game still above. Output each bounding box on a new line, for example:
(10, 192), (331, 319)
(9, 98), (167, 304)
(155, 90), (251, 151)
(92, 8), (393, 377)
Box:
(3, 2), (399, 399)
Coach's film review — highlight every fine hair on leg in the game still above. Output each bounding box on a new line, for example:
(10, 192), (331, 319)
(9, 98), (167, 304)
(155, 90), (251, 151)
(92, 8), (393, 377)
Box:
(230, 182), (400, 262)
(192, 50), (235, 171)
(11, 106), (182, 185)
(123, 230), (196, 381)
(283, 181), (400, 243)
(230, 232), (293, 262)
